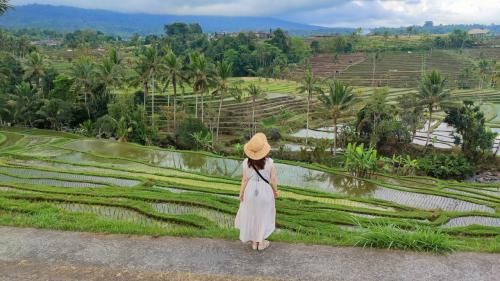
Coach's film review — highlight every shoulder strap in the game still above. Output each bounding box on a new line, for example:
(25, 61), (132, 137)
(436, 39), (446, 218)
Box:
(252, 164), (270, 185)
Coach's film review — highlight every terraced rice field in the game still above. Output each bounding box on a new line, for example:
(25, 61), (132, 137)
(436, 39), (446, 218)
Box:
(0, 129), (498, 251)
(337, 50), (476, 88)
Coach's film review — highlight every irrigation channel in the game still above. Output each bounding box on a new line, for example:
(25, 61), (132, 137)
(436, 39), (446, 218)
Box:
(0, 128), (499, 249)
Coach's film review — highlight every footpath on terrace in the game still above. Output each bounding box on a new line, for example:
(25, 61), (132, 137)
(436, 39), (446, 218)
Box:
(0, 227), (498, 281)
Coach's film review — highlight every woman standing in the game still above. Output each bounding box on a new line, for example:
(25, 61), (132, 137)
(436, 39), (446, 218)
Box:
(235, 133), (279, 251)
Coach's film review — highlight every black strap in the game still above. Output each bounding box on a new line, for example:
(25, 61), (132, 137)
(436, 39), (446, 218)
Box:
(252, 165), (270, 185)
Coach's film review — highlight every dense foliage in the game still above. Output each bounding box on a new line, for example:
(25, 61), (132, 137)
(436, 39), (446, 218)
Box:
(444, 101), (497, 163)
(417, 154), (473, 179)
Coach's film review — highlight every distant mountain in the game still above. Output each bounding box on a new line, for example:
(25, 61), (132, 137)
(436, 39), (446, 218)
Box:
(0, 4), (344, 36)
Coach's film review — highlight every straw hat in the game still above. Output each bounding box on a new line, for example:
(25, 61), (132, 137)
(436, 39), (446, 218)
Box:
(244, 133), (271, 160)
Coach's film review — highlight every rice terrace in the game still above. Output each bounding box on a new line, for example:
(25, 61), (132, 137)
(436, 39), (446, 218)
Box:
(0, 0), (499, 280)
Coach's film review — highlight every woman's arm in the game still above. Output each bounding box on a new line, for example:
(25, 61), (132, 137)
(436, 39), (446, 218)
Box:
(270, 166), (279, 198)
(239, 172), (249, 202)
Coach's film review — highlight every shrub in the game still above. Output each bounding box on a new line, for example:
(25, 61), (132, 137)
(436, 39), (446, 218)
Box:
(79, 120), (94, 137)
(175, 118), (209, 149)
(356, 223), (456, 253)
(267, 127), (281, 141)
(417, 154), (473, 179)
(94, 115), (117, 138)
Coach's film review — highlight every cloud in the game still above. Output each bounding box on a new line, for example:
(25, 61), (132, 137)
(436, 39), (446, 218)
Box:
(10, 0), (500, 27)
(280, 0), (500, 27)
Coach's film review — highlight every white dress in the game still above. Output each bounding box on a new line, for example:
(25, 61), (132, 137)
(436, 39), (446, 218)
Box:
(235, 158), (276, 243)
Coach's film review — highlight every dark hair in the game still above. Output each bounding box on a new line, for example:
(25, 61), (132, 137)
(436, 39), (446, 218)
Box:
(248, 157), (267, 170)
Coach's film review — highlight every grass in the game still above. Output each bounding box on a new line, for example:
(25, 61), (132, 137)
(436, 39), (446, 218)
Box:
(0, 128), (498, 253)
(356, 222), (457, 253)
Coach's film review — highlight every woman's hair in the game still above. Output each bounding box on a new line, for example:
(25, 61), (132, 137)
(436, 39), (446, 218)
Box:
(248, 157), (267, 170)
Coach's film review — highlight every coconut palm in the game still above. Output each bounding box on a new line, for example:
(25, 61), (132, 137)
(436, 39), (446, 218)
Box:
(7, 82), (39, 126)
(189, 52), (212, 123)
(23, 51), (46, 95)
(70, 57), (95, 119)
(0, 0), (11, 15)
(211, 60), (232, 141)
(318, 80), (356, 155)
(131, 46), (160, 123)
(478, 59), (492, 89)
(371, 51), (381, 87)
(161, 48), (185, 130)
(97, 48), (124, 96)
(246, 83), (264, 135)
(417, 70), (450, 147)
(297, 67), (321, 146)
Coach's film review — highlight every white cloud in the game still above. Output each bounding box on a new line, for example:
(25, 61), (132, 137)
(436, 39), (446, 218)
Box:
(10, 0), (500, 27)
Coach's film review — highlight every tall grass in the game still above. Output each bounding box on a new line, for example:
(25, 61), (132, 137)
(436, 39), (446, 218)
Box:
(356, 223), (457, 253)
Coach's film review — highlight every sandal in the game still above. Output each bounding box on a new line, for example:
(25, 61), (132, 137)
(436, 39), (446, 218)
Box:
(258, 240), (270, 251)
(252, 242), (258, 250)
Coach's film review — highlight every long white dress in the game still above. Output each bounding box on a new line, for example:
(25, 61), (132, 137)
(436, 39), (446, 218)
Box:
(235, 158), (276, 243)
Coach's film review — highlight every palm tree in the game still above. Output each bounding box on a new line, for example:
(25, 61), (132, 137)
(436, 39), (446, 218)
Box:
(0, 0), (11, 15)
(297, 67), (321, 146)
(7, 82), (38, 126)
(371, 51), (381, 87)
(23, 51), (46, 95)
(97, 48), (123, 96)
(162, 48), (184, 130)
(318, 80), (356, 155)
(478, 59), (491, 89)
(70, 57), (95, 119)
(246, 83), (264, 135)
(417, 70), (450, 147)
(211, 60), (232, 141)
(132, 46), (160, 122)
(97, 58), (120, 96)
(189, 52), (212, 123)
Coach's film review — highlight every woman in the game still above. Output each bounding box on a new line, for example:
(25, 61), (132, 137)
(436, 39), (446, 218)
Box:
(235, 133), (279, 251)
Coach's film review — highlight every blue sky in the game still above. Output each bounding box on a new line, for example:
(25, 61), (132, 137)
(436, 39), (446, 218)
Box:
(11, 0), (500, 27)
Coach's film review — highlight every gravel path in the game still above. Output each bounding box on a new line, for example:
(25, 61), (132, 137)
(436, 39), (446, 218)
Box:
(0, 227), (498, 281)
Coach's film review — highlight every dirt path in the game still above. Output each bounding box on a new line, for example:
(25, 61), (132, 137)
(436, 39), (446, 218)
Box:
(0, 227), (498, 281)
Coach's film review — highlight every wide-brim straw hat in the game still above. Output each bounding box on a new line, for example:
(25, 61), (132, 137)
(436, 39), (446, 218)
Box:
(244, 133), (271, 160)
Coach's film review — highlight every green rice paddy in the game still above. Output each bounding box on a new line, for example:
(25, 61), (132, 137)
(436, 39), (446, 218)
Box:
(0, 128), (498, 252)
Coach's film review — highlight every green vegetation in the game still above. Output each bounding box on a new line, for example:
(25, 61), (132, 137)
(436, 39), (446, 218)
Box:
(0, 16), (499, 253)
(0, 129), (498, 253)
(356, 223), (457, 253)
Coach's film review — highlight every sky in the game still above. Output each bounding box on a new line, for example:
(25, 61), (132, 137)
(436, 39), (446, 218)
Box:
(10, 0), (500, 27)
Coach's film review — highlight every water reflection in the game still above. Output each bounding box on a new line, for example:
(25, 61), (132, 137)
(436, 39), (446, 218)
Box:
(63, 139), (380, 196)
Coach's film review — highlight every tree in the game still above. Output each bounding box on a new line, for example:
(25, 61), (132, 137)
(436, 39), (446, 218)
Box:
(37, 98), (73, 130)
(268, 28), (291, 54)
(161, 48), (185, 130)
(97, 48), (123, 96)
(318, 80), (356, 155)
(7, 82), (40, 126)
(70, 57), (95, 119)
(417, 70), (450, 147)
(0, 0), (11, 15)
(246, 83), (263, 135)
(397, 93), (424, 140)
(371, 51), (382, 87)
(444, 100), (497, 163)
(131, 46), (160, 123)
(478, 59), (492, 89)
(297, 67), (321, 146)
(23, 51), (46, 95)
(189, 52), (212, 123)
(406, 26), (414, 38)
(211, 60), (232, 141)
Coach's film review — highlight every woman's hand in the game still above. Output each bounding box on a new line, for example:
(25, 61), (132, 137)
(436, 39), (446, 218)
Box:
(273, 190), (279, 198)
(239, 192), (244, 202)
